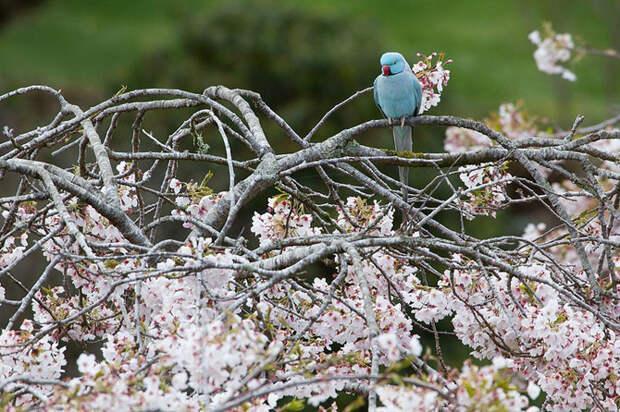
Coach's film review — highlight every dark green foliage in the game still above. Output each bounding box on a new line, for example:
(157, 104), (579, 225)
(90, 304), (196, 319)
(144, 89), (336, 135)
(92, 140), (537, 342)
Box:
(122, 0), (383, 139)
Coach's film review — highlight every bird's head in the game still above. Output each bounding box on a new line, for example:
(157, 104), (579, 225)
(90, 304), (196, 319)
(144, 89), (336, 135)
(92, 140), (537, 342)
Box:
(380, 52), (408, 76)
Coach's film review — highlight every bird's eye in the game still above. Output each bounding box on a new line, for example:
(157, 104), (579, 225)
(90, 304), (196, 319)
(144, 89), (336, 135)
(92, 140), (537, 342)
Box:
(392, 61), (397, 65)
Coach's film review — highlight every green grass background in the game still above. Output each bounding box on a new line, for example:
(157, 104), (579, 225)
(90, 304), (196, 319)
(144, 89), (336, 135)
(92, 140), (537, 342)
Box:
(0, 0), (616, 121)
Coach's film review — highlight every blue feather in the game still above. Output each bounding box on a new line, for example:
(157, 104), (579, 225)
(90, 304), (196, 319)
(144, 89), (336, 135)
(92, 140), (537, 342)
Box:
(373, 52), (422, 198)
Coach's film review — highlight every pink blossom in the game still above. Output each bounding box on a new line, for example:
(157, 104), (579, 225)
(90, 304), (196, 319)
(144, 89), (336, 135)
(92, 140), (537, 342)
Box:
(411, 52), (452, 113)
(529, 27), (577, 81)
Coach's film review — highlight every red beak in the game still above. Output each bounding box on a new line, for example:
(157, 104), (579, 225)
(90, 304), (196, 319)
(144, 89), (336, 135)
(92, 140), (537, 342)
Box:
(382, 65), (391, 76)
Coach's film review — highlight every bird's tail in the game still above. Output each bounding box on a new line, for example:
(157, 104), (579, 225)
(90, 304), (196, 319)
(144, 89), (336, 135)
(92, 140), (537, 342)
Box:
(393, 125), (412, 200)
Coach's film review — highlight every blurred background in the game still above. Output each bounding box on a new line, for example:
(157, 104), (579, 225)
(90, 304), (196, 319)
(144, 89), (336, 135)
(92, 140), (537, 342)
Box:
(0, 0), (618, 387)
(1, 0), (617, 119)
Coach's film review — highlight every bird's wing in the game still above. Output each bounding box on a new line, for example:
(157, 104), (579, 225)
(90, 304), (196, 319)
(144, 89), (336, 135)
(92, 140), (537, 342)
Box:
(373, 76), (386, 118)
(413, 75), (422, 116)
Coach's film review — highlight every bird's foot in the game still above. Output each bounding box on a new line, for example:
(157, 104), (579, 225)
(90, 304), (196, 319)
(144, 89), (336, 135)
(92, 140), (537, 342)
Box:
(400, 117), (406, 127)
(388, 117), (393, 126)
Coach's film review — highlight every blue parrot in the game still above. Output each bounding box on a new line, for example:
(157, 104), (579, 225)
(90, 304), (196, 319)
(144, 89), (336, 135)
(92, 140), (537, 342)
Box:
(373, 52), (422, 198)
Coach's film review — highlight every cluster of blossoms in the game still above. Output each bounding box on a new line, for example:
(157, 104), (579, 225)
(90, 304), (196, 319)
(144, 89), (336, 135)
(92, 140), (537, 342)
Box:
(444, 102), (548, 154)
(48, 332), (200, 410)
(0, 232), (27, 269)
(2, 174), (565, 410)
(529, 23), (577, 81)
(0, 153), (618, 410)
(411, 254), (620, 411)
(377, 359), (538, 412)
(25, 162), (142, 342)
(526, 179), (619, 272)
(247, 196), (559, 410)
(457, 162), (513, 219)
(251, 194), (320, 246)
(444, 101), (559, 217)
(443, 126), (492, 153)
(411, 52), (452, 113)
(0, 320), (67, 408)
(250, 197), (422, 405)
(169, 175), (225, 224)
(335, 196), (394, 235)
(518, 117), (619, 272)
(489, 102), (546, 141)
